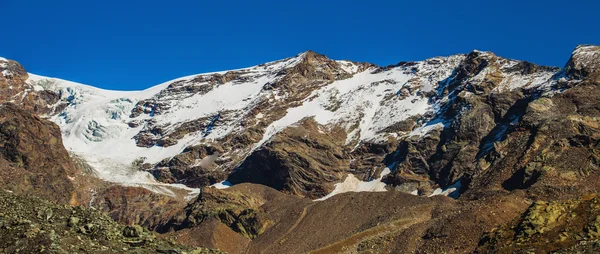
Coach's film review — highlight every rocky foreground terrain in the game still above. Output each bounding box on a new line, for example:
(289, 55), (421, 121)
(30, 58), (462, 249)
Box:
(0, 45), (599, 253)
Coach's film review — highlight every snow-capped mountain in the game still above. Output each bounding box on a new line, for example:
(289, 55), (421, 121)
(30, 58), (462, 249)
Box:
(0, 47), (591, 200)
(3, 45), (600, 253)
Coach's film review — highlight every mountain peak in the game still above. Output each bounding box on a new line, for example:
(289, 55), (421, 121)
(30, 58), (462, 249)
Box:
(296, 50), (331, 64)
(300, 49), (325, 56)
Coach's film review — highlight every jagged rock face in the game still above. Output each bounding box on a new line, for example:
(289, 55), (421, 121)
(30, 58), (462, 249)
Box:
(0, 59), (29, 95)
(152, 144), (227, 187)
(0, 103), (78, 204)
(463, 55), (600, 201)
(381, 50), (559, 192)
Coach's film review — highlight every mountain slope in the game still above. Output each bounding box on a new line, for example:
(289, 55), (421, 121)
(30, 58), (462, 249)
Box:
(0, 49), (561, 200)
(0, 188), (223, 253)
(2, 46), (600, 253)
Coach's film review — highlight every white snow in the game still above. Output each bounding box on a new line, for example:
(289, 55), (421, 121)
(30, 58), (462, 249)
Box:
(155, 74), (266, 140)
(492, 60), (556, 92)
(336, 60), (360, 74)
(428, 179), (462, 199)
(315, 168), (391, 201)
(256, 66), (429, 148)
(24, 74), (202, 198)
(192, 154), (219, 168)
(409, 120), (446, 137)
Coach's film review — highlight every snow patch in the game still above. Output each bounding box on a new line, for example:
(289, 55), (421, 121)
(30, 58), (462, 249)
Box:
(409, 120), (446, 137)
(428, 180), (462, 199)
(315, 168), (391, 201)
(210, 180), (233, 189)
(192, 153), (219, 168)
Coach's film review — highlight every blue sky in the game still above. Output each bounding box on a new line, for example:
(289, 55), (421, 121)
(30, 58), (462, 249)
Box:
(1, 0), (599, 90)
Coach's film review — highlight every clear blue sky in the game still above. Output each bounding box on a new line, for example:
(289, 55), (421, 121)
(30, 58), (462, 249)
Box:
(1, 0), (599, 90)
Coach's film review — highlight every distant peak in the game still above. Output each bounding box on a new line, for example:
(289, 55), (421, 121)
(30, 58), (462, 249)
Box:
(299, 50), (328, 60)
(0, 57), (8, 62)
(300, 49), (321, 55)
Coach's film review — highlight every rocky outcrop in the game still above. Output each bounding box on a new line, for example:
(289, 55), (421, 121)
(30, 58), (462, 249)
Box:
(228, 119), (350, 198)
(0, 103), (79, 204)
(0, 59), (64, 116)
(463, 45), (600, 201)
(150, 144), (227, 187)
(93, 186), (189, 230)
(565, 45), (600, 80)
(267, 51), (368, 93)
(158, 184), (300, 239)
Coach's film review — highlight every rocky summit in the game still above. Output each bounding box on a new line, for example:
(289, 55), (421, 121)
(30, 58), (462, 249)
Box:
(0, 45), (600, 253)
